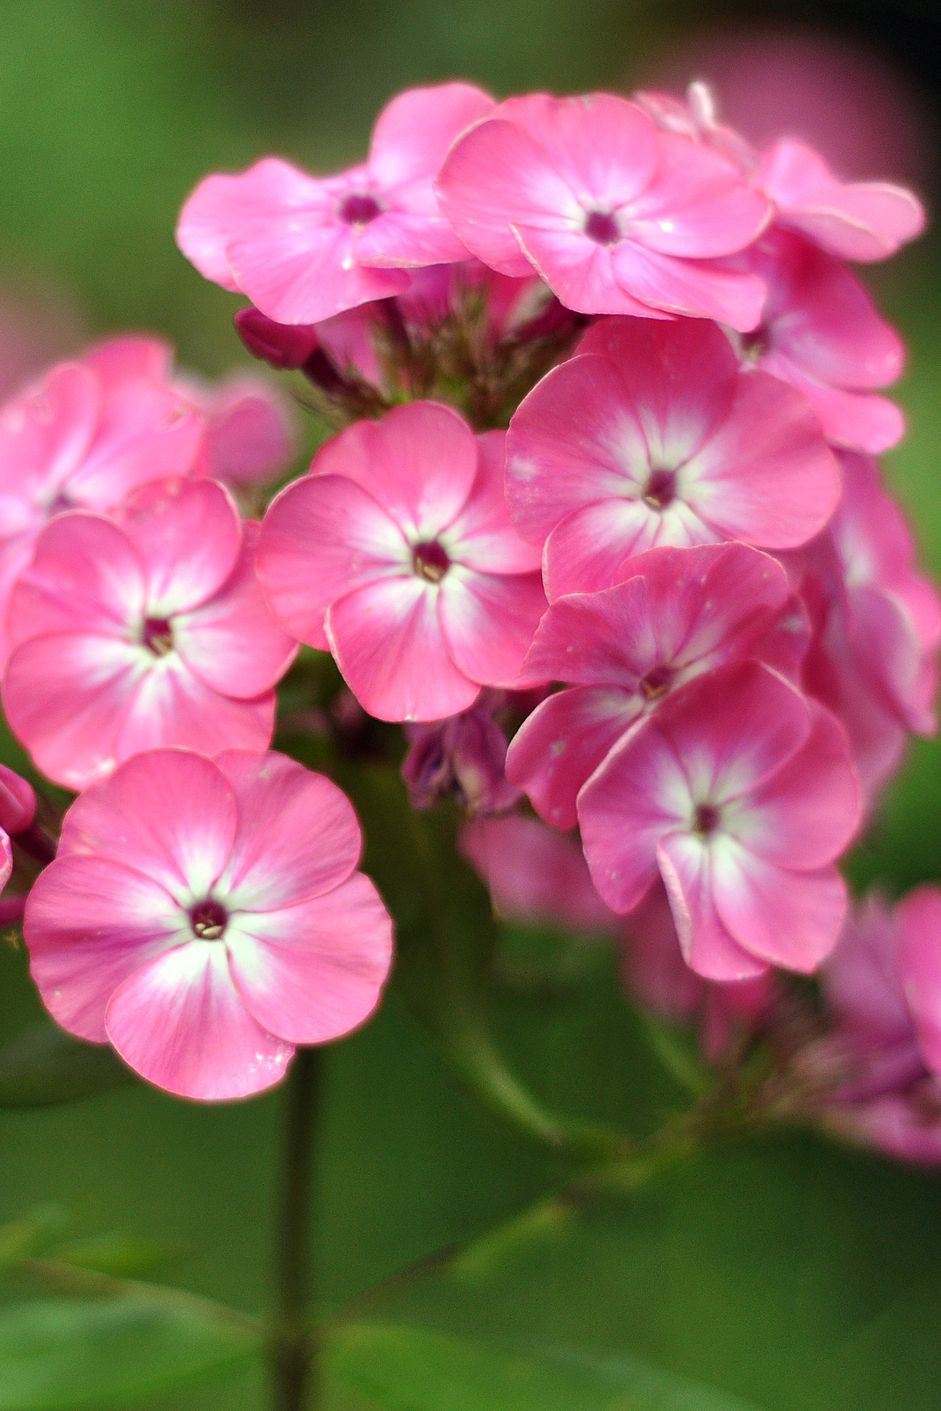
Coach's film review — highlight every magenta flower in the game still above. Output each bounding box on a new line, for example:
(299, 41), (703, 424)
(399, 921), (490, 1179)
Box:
(176, 84), (494, 325)
(507, 542), (803, 829)
(578, 661), (860, 980)
(899, 888), (941, 1084)
(436, 92), (769, 329)
(734, 229), (906, 454)
(0, 765), (37, 899)
(23, 749), (393, 1100)
(0, 338), (204, 661)
(757, 138), (925, 262)
(258, 403), (546, 721)
(184, 371), (295, 487)
(506, 317), (840, 600)
(3, 477), (296, 790)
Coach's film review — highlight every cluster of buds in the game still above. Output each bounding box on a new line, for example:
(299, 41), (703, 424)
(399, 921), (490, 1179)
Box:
(1, 81), (938, 1152)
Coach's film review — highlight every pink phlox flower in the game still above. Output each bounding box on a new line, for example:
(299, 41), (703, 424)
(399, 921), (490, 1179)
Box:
(898, 887), (941, 1086)
(0, 336), (205, 662)
(506, 316), (841, 600)
(619, 882), (774, 1061)
(461, 814), (616, 937)
(730, 229), (906, 453)
(756, 137), (925, 262)
(577, 660), (861, 980)
(507, 541), (804, 830)
(183, 371), (296, 487)
(22, 748), (393, 1100)
(634, 83), (756, 173)
(437, 92), (770, 329)
(0, 762), (37, 836)
(401, 689), (524, 815)
(257, 404), (546, 722)
(176, 84), (495, 326)
(2, 476), (297, 790)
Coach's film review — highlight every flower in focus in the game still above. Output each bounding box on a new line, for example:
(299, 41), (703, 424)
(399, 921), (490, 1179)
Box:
(578, 661), (860, 980)
(507, 542), (803, 829)
(437, 92), (769, 329)
(3, 477), (296, 789)
(506, 317), (840, 599)
(23, 749), (393, 1100)
(258, 402), (546, 721)
(176, 84), (494, 325)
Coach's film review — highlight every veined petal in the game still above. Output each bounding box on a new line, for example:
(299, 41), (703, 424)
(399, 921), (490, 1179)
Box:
(437, 567), (546, 687)
(115, 477), (242, 616)
(712, 841), (847, 972)
(656, 832), (768, 981)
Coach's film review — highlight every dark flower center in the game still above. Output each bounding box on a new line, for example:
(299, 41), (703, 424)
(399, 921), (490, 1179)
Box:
(190, 898), (228, 941)
(639, 665), (673, 701)
(583, 209), (620, 245)
(642, 468), (677, 510)
(339, 192), (382, 225)
(692, 803), (721, 838)
(142, 616), (174, 657)
(412, 540), (451, 583)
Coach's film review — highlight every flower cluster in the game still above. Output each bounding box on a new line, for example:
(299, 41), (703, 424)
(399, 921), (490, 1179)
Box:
(0, 81), (937, 1142)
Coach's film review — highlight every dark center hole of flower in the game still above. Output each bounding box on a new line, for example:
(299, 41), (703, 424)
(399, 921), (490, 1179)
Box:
(583, 209), (620, 245)
(412, 540), (451, 583)
(643, 468), (677, 510)
(639, 665), (673, 701)
(190, 899), (228, 941)
(142, 617), (174, 657)
(339, 192), (381, 225)
(740, 326), (768, 362)
(693, 803), (721, 837)
(48, 490), (77, 514)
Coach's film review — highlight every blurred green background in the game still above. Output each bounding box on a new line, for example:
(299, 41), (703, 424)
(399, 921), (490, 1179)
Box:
(1, 2), (940, 1408)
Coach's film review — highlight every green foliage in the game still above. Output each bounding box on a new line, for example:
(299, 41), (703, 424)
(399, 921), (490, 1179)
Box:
(0, 1024), (132, 1108)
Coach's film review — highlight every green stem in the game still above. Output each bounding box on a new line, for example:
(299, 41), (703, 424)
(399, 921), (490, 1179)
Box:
(271, 1048), (322, 1411)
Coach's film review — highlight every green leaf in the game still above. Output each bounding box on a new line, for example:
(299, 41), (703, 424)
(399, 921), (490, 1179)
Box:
(329, 1322), (762, 1411)
(0, 1025), (132, 1108)
(0, 1296), (256, 1410)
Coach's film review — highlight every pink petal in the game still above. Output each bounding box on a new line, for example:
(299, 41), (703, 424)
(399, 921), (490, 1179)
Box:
(258, 472), (406, 650)
(58, 749), (238, 900)
(437, 568), (546, 686)
(688, 370), (841, 548)
(175, 526), (297, 699)
(24, 855), (186, 1041)
(898, 887), (941, 1078)
(762, 354), (904, 455)
(67, 381), (205, 508)
(436, 117), (576, 277)
(543, 497), (716, 600)
(201, 376), (295, 486)
(105, 942), (294, 1100)
(226, 873), (393, 1043)
(0, 362), (98, 495)
(7, 513), (145, 649)
(627, 131), (769, 257)
(327, 577), (479, 722)
(657, 832), (768, 981)
(515, 225), (658, 317)
(512, 93), (661, 205)
(520, 576), (655, 686)
(611, 242), (766, 331)
(115, 661), (275, 763)
(81, 335), (174, 386)
(354, 210), (473, 269)
(1, 830), (11, 892)
(730, 703), (860, 868)
(712, 844), (847, 972)
(368, 82), (495, 190)
(507, 685), (641, 829)
(115, 477), (242, 615)
(446, 431), (542, 574)
(213, 750), (362, 909)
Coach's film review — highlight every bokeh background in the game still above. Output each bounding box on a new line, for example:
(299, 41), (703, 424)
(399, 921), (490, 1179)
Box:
(1, 3), (940, 1408)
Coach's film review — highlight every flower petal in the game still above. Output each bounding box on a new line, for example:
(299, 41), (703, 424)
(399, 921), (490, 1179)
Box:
(115, 477), (242, 615)
(656, 832), (768, 981)
(437, 568), (546, 687)
(712, 843), (847, 972)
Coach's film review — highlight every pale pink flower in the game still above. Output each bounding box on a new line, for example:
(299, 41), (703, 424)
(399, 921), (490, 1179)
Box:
(176, 84), (494, 325)
(732, 229), (906, 454)
(756, 138), (925, 262)
(0, 337), (205, 662)
(815, 892), (941, 1163)
(3, 477), (296, 790)
(437, 92), (769, 329)
(578, 661), (860, 980)
(188, 372), (296, 487)
(257, 404), (546, 722)
(23, 749), (393, 1100)
(506, 317), (840, 600)
(507, 542), (804, 829)
(461, 814), (616, 936)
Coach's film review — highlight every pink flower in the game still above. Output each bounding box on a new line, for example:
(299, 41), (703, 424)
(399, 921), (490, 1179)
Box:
(733, 230), (906, 454)
(506, 317), (840, 600)
(815, 892), (941, 1163)
(578, 661), (860, 980)
(0, 338), (205, 662)
(437, 93), (769, 329)
(460, 814), (616, 937)
(507, 542), (804, 829)
(176, 84), (494, 325)
(257, 403), (546, 722)
(756, 138), (925, 262)
(401, 691), (523, 815)
(0, 762), (37, 836)
(0, 828), (9, 895)
(188, 372), (296, 487)
(23, 749), (393, 1100)
(3, 477), (296, 790)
